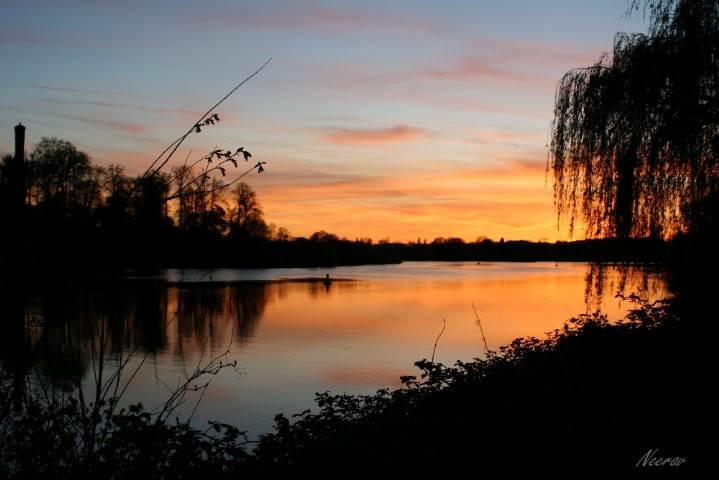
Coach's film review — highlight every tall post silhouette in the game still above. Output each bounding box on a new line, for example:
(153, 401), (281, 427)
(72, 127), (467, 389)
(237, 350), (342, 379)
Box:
(15, 123), (25, 165)
(1, 123), (27, 280)
(13, 123), (26, 231)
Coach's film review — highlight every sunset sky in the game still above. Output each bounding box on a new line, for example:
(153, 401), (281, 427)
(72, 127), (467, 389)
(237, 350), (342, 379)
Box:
(1, 1), (648, 243)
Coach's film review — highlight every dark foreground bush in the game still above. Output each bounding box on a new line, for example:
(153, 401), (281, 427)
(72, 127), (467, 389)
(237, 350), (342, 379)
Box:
(248, 296), (697, 479)
(1, 296), (697, 479)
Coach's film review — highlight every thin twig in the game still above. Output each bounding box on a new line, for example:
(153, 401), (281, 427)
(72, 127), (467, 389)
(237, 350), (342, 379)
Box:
(165, 162), (264, 201)
(431, 319), (446, 363)
(472, 301), (491, 357)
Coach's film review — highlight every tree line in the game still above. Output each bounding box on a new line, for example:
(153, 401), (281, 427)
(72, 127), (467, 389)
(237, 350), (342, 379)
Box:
(0, 136), (703, 279)
(0, 136), (288, 274)
(0, 137), (276, 239)
(0, 134), (685, 278)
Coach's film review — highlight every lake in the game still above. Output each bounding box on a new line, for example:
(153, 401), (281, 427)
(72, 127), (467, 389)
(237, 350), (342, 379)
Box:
(8, 261), (670, 442)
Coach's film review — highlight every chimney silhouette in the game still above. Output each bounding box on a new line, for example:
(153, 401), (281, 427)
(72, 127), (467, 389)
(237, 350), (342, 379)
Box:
(15, 123), (25, 163)
(2, 123), (28, 276)
(12, 123), (27, 214)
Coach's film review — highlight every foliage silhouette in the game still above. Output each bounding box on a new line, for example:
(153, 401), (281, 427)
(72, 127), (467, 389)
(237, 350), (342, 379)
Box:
(548, 0), (718, 239)
(246, 296), (694, 478)
(0, 278), (252, 479)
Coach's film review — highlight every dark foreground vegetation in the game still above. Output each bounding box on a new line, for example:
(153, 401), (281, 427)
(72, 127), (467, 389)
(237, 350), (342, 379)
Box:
(247, 297), (699, 479)
(0, 295), (700, 479)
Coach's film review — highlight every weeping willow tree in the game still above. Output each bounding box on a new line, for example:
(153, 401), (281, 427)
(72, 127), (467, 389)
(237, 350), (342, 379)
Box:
(548, 0), (719, 239)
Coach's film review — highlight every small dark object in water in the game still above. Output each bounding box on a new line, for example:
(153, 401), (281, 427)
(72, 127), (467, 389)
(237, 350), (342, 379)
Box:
(324, 274), (332, 287)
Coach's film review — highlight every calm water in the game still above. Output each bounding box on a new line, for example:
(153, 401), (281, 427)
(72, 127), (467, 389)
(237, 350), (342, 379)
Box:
(11, 261), (669, 441)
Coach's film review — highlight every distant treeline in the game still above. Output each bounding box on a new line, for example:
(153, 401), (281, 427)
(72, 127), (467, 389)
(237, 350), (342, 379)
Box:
(13, 233), (677, 275)
(209, 235), (677, 268)
(400, 236), (671, 263)
(0, 137), (697, 280)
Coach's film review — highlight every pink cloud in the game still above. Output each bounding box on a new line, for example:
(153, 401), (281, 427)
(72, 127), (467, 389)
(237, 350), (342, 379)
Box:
(324, 125), (432, 145)
(422, 56), (528, 83)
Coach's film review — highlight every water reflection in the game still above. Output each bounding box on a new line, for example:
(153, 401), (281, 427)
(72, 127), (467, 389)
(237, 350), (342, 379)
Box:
(1, 284), (270, 384)
(583, 262), (667, 310)
(1, 262), (670, 439)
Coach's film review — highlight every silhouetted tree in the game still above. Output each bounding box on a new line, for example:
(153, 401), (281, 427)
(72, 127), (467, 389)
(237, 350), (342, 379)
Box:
(228, 182), (269, 238)
(96, 164), (133, 231)
(274, 226), (292, 241)
(548, 0), (719, 239)
(0, 154), (18, 220)
(309, 230), (340, 242)
(0, 154), (23, 265)
(201, 178), (229, 235)
(170, 165), (228, 235)
(26, 137), (103, 227)
(130, 172), (172, 234)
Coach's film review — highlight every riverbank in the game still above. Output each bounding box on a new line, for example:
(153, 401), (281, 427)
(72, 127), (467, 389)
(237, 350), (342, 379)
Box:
(244, 296), (698, 479)
(1, 293), (699, 478)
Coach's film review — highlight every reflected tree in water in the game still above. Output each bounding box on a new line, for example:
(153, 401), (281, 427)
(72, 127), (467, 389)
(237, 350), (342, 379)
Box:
(583, 263), (669, 312)
(1, 281), (271, 390)
(173, 283), (267, 349)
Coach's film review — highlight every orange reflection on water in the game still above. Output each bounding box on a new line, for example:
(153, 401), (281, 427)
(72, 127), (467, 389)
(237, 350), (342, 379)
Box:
(22, 262), (668, 441)
(209, 263), (664, 428)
